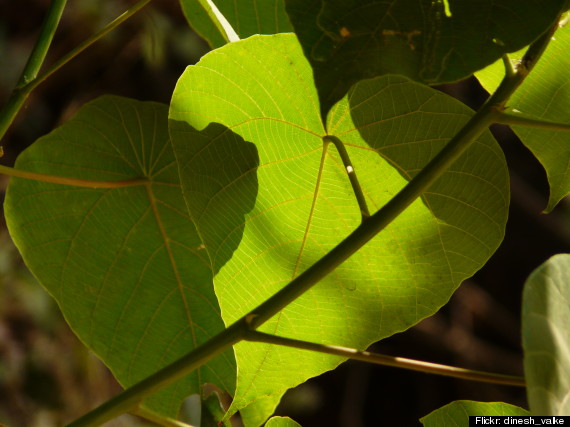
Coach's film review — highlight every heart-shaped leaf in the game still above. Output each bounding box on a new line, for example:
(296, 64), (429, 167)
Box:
(475, 22), (570, 212)
(420, 401), (529, 426)
(522, 254), (570, 415)
(180, 0), (292, 48)
(285, 0), (566, 118)
(169, 33), (508, 419)
(4, 96), (235, 417)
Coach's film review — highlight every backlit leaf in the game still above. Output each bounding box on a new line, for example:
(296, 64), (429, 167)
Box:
(169, 33), (508, 421)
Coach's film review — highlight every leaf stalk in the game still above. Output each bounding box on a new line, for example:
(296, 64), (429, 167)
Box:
(324, 134), (371, 220)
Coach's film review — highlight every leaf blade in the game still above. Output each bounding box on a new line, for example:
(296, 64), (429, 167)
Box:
(4, 95), (235, 417)
(169, 33), (509, 421)
(522, 254), (570, 415)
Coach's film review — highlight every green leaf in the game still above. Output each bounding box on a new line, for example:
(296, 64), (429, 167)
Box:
(475, 23), (570, 212)
(522, 254), (570, 415)
(169, 33), (509, 421)
(4, 95), (235, 417)
(285, 0), (566, 118)
(420, 401), (529, 426)
(179, 0), (293, 48)
(265, 416), (302, 427)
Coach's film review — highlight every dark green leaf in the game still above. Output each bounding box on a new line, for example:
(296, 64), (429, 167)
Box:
(285, 0), (566, 118)
(4, 96), (235, 417)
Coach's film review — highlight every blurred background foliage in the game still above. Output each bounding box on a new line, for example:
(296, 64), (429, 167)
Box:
(1, 1), (569, 426)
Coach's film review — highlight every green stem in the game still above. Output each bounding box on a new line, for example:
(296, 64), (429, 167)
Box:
(0, 165), (147, 188)
(0, 0), (152, 142)
(0, 0), (67, 141)
(67, 19), (559, 427)
(66, 318), (250, 427)
(245, 330), (525, 387)
(324, 135), (370, 220)
(494, 112), (570, 132)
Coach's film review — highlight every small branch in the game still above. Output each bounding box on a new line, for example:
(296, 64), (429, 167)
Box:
(0, 0), (67, 141)
(0, 0), (153, 142)
(324, 135), (371, 220)
(244, 330), (525, 387)
(494, 111), (570, 132)
(0, 165), (148, 189)
(133, 406), (196, 427)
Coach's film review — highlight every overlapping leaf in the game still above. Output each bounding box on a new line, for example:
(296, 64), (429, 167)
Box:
(420, 401), (529, 426)
(4, 96), (235, 417)
(522, 254), (570, 415)
(180, 0), (292, 48)
(476, 23), (570, 212)
(285, 0), (566, 118)
(169, 33), (509, 421)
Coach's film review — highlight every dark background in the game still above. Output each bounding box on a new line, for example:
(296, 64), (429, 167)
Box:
(1, 1), (568, 426)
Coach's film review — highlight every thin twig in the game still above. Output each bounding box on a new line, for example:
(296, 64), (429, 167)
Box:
(494, 111), (570, 132)
(244, 330), (525, 387)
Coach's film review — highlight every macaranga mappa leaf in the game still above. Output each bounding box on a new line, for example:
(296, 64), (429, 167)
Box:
(475, 22), (570, 212)
(3, 96), (236, 418)
(420, 400), (529, 426)
(169, 33), (509, 420)
(285, 0), (566, 118)
(523, 254), (570, 415)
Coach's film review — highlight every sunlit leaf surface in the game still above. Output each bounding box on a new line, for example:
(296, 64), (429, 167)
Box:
(169, 33), (509, 420)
